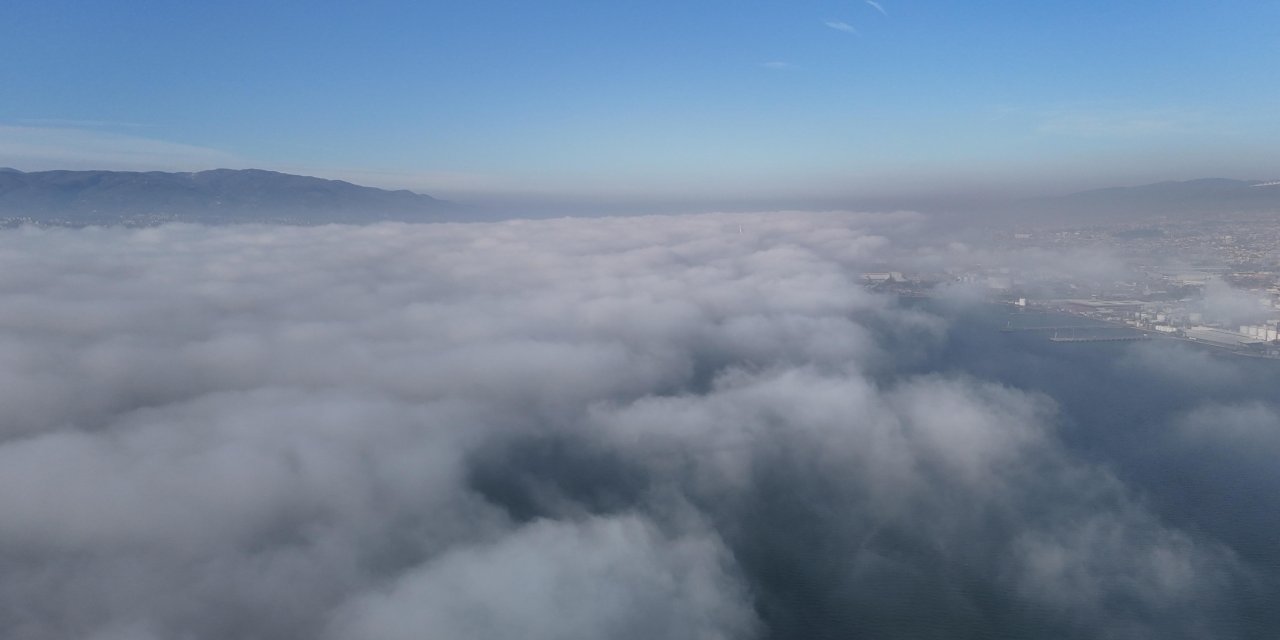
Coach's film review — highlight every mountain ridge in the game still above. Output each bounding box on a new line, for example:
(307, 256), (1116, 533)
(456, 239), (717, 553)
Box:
(0, 168), (458, 225)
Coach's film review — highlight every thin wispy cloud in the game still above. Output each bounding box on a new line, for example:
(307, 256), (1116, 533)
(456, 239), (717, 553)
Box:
(761, 61), (796, 70)
(866, 0), (888, 16)
(824, 20), (860, 35)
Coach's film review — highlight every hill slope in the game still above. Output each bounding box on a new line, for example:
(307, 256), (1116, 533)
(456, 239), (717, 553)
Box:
(0, 168), (458, 225)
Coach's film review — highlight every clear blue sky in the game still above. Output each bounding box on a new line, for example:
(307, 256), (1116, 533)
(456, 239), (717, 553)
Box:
(3, 0), (1278, 209)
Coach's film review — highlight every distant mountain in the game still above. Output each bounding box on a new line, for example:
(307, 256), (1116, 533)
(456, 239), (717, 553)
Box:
(1021, 178), (1280, 222)
(0, 168), (459, 225)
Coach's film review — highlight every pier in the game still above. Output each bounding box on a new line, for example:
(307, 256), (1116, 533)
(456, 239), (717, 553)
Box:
(1048, 335), (1151, 343)
(1002, 320), (1151, 344)
(1000, 324), (1108, 333)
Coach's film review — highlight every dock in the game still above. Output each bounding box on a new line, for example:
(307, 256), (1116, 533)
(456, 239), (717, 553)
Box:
(1000, 325), (1108, 333)
(1048, 335), (1151, 343)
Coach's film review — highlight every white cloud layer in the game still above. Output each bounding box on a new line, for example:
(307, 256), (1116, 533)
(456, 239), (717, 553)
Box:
(0, 213), (1256, 639)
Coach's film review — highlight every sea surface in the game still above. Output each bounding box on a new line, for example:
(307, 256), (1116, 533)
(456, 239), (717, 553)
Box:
(719, 300), (1280, 639)
(918, 302), (1280, 635)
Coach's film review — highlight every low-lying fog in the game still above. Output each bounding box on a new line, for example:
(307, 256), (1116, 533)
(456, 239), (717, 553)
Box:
(1, 213), (1276, 639)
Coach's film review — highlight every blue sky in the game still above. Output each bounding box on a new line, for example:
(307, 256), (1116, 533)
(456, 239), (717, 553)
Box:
(3, 0), (1278, 208)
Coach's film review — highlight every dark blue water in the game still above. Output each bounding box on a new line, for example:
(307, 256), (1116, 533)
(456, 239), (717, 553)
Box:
(905, 303), (1280, 635)
(473, 301), (1280, 639)
(719, 299), (1280, 639)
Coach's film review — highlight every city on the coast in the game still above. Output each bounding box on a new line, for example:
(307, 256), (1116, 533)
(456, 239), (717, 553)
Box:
(868, 216), (1280, 358)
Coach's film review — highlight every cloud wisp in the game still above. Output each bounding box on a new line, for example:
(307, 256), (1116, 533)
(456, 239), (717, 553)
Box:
(824, 20), (860, 35)
(866, 0), (888, 16)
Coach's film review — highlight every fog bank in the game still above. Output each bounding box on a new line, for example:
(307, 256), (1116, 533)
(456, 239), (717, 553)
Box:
(0, 213), (1270, 639)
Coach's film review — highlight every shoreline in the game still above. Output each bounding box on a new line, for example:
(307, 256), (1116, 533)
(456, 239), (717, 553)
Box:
(982, 298), (1280, 360)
